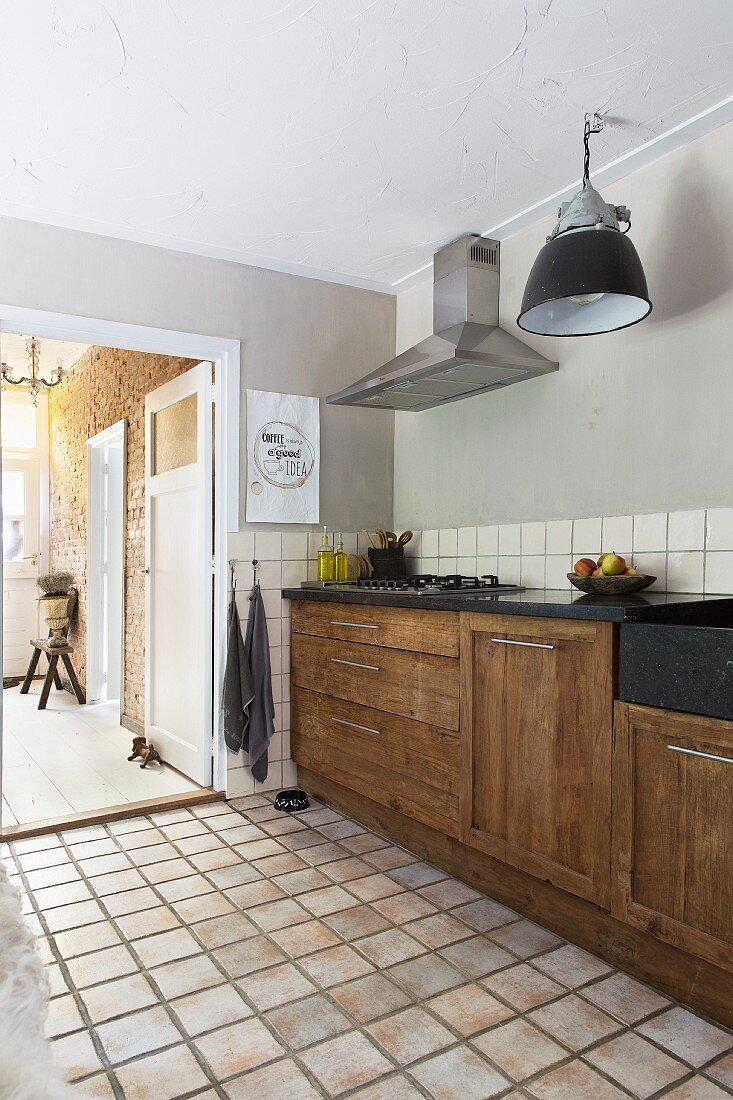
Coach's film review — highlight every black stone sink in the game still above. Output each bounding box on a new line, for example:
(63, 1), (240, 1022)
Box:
(619, 612), (733, 720)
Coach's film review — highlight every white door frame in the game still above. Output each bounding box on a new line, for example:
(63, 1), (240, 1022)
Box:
(87, 419), (126, 705)
(0, 305), (240, 804)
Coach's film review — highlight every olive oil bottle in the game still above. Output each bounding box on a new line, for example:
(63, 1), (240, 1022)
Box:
(317, 526), (335, 582)
(335, 532), (348, 582)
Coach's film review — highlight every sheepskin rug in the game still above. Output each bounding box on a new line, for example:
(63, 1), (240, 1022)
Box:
(0, 858), (73, 1100)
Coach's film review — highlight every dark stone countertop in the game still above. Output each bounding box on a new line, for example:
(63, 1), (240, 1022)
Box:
(282, 585), (733, 623)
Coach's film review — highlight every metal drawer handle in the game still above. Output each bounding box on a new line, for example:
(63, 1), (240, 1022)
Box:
(667, 745), (733, 766)
(490, 637), (555, 651)
(330, 620), (380, 630)
(332, 716), (380, 736)
(330, 657), (380, 671)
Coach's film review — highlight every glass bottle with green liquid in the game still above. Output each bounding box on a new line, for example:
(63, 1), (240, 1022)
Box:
(317, 526), (335, 582)
(335, 532), (348, 582)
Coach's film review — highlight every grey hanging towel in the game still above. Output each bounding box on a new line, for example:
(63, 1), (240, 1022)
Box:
(222, 596), (255, 755)
(242, 583), (275, 782)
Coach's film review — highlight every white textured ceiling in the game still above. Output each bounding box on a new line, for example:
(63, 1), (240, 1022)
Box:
(1, 1), (732, 289)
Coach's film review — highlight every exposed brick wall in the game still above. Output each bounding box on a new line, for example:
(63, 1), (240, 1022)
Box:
(47, 347), (198, 725)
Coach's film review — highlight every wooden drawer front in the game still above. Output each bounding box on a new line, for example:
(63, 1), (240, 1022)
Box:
(291, 600), (459, 657)
(291, 632), (460, 731)
(613, 703), (733, 974)
(291, 687), (459, 835)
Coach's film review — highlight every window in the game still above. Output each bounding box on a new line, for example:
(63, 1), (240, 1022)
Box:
(1, 391), (45, 576)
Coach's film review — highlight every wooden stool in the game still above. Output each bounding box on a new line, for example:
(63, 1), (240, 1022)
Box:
(21, 641), (86, 709)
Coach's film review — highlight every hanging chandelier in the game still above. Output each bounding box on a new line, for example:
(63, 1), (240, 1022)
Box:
(1, 336), (66, 403)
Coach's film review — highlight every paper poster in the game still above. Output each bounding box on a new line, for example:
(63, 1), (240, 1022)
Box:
(246, 389), (320, 523)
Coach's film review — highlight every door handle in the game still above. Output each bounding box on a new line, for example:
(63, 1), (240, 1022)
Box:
(667, 744), (733, 766)
(138, 568), (150, 574)
(332, 716), (380, 736)
(490, 637), (555, 651)
(330, 620), (379, 630)
(330, 657), (380, 671)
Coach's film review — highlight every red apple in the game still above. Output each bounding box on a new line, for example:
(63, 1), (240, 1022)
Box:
(573, 557), (596, 577)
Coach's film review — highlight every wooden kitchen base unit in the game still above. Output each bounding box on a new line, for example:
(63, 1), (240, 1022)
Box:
(300, 766), (733, 1030)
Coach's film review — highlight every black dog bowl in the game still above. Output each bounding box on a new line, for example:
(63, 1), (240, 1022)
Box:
(274, 788), (310, 813)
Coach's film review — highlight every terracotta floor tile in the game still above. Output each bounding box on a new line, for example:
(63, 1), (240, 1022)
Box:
(403, 912), (473, 949)
(66, 943), (138, 988)
(160, 819), (209, 841)
(663, 1079), (732, 1099)
(101, 886), (161, 917)
(389, 862), (448, 889)
(281, 828), (330, 851)
(580, 971), (672, 1024)
(330, 972), (412, 1023)
(53, 920), (121, 959)
(525, 1059), (629, 1099)
(175, 832), (226, 856)
(585, 1031), (688, 1097)
(116, 827), (165, 850)
(242, 961), (317, 1010)
(427, 982), (514, 1035)
(300, 1030), (393, 1095)
(250, 853), (309, 876)
(78, 853), (131, 878)
(452, 898), (520, 932)
(531, 943), (613, 987)
(34, 879), (92, 909)
(370, 1005), (455, 1065)
(18, 847), (71, 872)
(708, 1051), (733, 1088)
(473, 1017), (566, 1081)
(51, 1029), (102, 1082)
(89, 868), (148, 896)
(300, 843), (354, 867)
(488, 919), (563, 959)
(149, 953), (225, 999)
(202, 810), (245, 830)
(141, 857), (194, 885)
(26, 863), (81, 890)
(249, 897), (311, 932)
(270, 918), (341, 958)
(636, 1006), (733, 1068)
(266, 992), (352, 1049)
(157, 875), (218, 904)
(348, 873), (406, 902)
(45, 992), (85, 1037)
(72, 1071), (117, 1098)
(213, 823), (267, 846)
(300, 885), (361, 917)
(192, 911), (258, 949)
(47, 962), (70, 997)
(207, 863), (264, 889)
(129, 842), (179, 866)
(299, 944), (376, 987)
(363, 846), (418, 872)
(114, 1044), (210, 1100)
(273, 867), (330, 895)
(96, 1003), (183, 1063)
(69, 837), (118, 860)
(319, 858), (374, 884)
(261, 815), (308, 837)
(45, 899), (106, 933)
(81, 972), (158, 1023)
(438, 934), (515, 978)
(357, 927), (426, 967)
(482, 963), (564, 1011)
(319, 819), (366, 841)
(529, 992), (621, 1051)
(234, 839), (286, 862)
(133, 926), (203, 968)
(408, 1045), (510, 1099)
(172, 892), (236, 924)
(324, 905), (391, 940)
(213, 934), (288, 979)
(388, 954), (465, 999)
(189, 847), (244, 873)
(194, 1017), (284, 1079)
(339, 832), (391, 855)
(224, 1058), (323, 1099)
(12, 833), (62, 855)
(372, 892), (438, 924)
(417, 878), (483, 909)
(170, 983), (253, 1036)
(349, 1076), (425, 1099)
(299, 808), (342, 827)
(225, 879), (287, 909)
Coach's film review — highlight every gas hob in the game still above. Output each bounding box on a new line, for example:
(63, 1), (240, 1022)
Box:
(357, 574), (525, 596)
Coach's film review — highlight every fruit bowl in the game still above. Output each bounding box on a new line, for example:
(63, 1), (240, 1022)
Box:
(567, 573), (656, 596)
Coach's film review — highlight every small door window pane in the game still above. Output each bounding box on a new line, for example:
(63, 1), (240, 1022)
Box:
(3, 518), (24, 561)
(2, 469), (25, 515)
(1, 401), (37, 449)
(153, 394), (197, 475)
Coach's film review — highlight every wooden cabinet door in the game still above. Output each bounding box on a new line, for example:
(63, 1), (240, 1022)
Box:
(613, 703), (733, 973)
(460, 613), (614, 906)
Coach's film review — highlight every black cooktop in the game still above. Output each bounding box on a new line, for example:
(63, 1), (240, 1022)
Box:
(358, 573), (525, 595)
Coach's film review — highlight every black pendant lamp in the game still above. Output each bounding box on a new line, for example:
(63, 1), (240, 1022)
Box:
(518, 114), (652, 337)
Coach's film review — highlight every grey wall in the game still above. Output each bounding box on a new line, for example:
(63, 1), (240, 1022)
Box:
(393, 120), (733, 529)
(0, 217), (396, 531)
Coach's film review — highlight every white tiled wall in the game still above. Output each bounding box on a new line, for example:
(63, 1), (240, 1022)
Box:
(225, 508), (733, 797)
(406, 508), (733, 596)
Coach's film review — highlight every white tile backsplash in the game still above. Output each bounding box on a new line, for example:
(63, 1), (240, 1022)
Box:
(633, 512), (667, 552)
(521, 555), (546, 588)
(545, 555), (573, 589)
(705, 552), (733, 594)
(572, 517), (601, 556)
(667, 552), (704, 593)
(254, 530), (283, 560)
(498, 556), (520, 584)
(421, 529), (439, 557)
(282, 531), (308, 559)
(439, 528), (458, 556)
(521, 521), (546, 556)
(706, 508), (733, 552)
(630, 552), (667, 590)
(601, 515), (633, 553)
(499, 524), (521, 556)
(668, 510), (705, 552)
(477, 525), (499, 556)
(546, 520), (572, 556)
(457, 527), (477, 556)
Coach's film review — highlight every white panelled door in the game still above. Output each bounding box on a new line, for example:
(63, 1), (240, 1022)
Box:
(144, 363), (213, 785)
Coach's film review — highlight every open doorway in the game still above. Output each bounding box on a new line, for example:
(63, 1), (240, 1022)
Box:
(0, 328), (234, 833)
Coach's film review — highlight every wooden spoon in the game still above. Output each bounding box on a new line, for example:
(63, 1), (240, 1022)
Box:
(397, 530), (413, 548)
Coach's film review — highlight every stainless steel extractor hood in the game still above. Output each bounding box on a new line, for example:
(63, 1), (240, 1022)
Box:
(327, 234), (558, 411)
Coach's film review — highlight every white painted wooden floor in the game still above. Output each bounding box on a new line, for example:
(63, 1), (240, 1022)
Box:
(1, 686), (200, 828)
